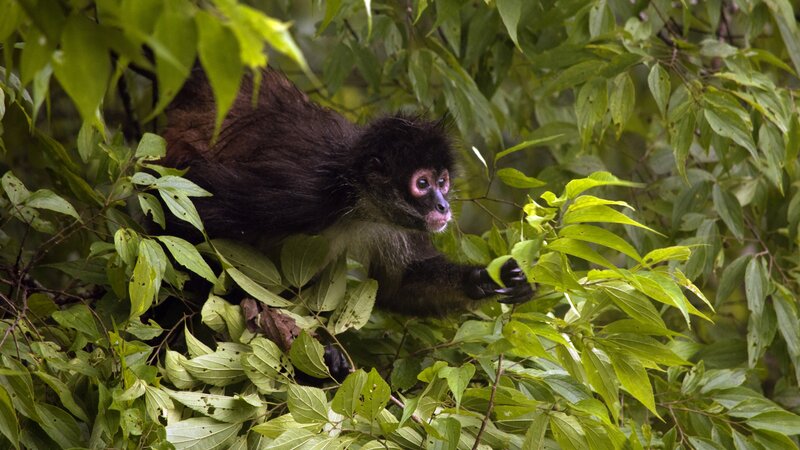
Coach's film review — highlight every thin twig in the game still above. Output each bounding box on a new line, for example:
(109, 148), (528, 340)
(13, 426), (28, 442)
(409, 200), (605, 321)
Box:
(472, 353), (503, 449)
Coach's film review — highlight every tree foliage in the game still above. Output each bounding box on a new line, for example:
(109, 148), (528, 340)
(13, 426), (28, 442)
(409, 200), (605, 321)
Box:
(1, 0), (800, 448)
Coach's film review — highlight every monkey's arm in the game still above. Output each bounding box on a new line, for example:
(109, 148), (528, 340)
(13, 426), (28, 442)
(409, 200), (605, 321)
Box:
(375, 256), (532, 316)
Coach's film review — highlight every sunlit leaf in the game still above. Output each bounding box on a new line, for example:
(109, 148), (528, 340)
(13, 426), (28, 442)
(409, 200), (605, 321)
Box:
(289, 331), (330, 379)
(288, 385), (328, 424)
(52, 15), (110, 121)
(647, 63), (670, 117)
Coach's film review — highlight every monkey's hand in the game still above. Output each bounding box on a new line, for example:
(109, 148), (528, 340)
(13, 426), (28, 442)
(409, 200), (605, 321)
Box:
(467, 259), (534, 304)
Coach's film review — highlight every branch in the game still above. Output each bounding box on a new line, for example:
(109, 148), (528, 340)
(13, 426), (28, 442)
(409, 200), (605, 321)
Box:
(472, 353), (503, 449)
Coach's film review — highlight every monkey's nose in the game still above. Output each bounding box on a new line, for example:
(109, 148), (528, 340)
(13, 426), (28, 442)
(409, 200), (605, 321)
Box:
(435, 202), (449, 213)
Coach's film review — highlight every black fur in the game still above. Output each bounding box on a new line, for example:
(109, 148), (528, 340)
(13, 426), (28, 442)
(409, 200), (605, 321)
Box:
(162, 68), (532, 315)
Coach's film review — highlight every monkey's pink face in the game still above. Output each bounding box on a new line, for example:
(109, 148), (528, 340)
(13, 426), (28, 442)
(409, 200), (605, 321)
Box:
(409, 168), (451, 232)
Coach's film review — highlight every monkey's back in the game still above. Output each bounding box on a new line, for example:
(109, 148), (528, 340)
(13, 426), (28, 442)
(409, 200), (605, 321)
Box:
(162, 69), (359, 240)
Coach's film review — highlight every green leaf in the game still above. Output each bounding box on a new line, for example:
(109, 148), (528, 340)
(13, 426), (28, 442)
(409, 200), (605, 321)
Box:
(461, 234), (491, 265)
(0, 385), (18, 449)
(0, 0), (22, 43)
(196, 11), (243, 138)
(247, 10), (310, 73)
(330, 279), (377, 334)
(774, 286), (800, 382)
(158, 188), (205, 232)
(391, 358), (422, 391)
(745, 257), (769, 318)
(503, 321), (549, 359)
(581, 349), (620, 422)
(589, 0), (612, 37)
(148, 9), (197, 120)
(138, 192), (166, 229)
(609, 72), (635, 138)
(289, 331), (330, 379)
(546, 238), (616, 269)
(281, 235), (329, 288)
(51, 304), (101, 341)
(166, 389), (259, 424)
(496, 0), (521, 48)
(243, 337), (294, 392)
(165, 350), (199, 389)
(356, 369), (391, 423)
(487, 255), (513, 287)
(704, 106), (757, 157)
(144, 386), (173, 424)
(634, 272), (709, 325)
(288, 385), (328, 424)
(52, 15), (110, 121)
(550, 412), (588, 450)
(748, 300), (778, 369)
(494, 128), (568, 162)
(128, 240), (165, 319)
(212, 239), (281, 287)
(602, 333), (688, 366)
(308, 255), (347, 312)
(601, 284), (666, 329)
(641, 246), (691, 266)
(523, 412), (549, 449)
(563, 205), (660, 235)
(439, 363), (475, 411)
(201, 296), (245, 341)
(182, 347), (247, 387)
(608, 351), (659, 418)
(115, 379), (147, 403)
(166, 418), (242, 450)
(1, 172), (31, 204)
(747, 411), (800, 435)
(497, 168), (547, 189)
(185, 326), (213, 358)
(34, 403), (82, 449)
(716, 254), (750, 305)
(576, 78), (607, 146)
(0, 357), (37, 421)
(270, 429), (319, 450)
(558, 224), (641, 262)
(135, 132), (167, 159)
(565, 172), (644, 199)
(24, 189), (80, 220)
(153, 176), (212, 197)
(647, 63), (670, 117)
(226, 267), (292, 307)
(332, 370), (368, 417)
(670, 111), (696, 180)
(157, 236), (217, 284)
(712, 184), (745, 240)
(767, 0), (800, 76)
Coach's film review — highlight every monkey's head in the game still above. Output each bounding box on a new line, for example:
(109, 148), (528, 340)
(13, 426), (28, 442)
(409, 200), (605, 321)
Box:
(352, 116), (456, 233)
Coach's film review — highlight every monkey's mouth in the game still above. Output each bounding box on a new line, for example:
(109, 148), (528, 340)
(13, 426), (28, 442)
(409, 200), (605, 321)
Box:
(426, 211), (451, 233)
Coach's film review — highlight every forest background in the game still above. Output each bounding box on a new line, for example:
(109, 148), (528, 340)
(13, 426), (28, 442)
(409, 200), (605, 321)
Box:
(1, 0), (800, 449)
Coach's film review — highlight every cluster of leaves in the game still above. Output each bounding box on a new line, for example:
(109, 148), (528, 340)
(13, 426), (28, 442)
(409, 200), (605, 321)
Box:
(2, 0), (800, 449)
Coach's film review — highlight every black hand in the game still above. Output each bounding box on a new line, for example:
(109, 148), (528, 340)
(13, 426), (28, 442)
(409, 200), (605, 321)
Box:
(468, 259), (534, 304)
(324, 344), (351, 382)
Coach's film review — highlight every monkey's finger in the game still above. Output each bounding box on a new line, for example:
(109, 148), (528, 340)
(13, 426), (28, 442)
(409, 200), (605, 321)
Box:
(508, 274), (527, 283)
(497, 292), (533, 304)
(494, 285), (531, 296)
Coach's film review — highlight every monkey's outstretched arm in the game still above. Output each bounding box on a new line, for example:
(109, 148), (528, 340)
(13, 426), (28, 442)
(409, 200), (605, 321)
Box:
(375, 256), (533, 316)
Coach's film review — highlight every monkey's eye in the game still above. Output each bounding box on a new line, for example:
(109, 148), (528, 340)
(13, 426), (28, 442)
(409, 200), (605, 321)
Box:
(437, 177), (446, 188)
(416, 178), (430, 190)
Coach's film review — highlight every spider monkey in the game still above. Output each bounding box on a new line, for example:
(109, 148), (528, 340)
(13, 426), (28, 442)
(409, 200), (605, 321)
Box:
(161, 68), (532, 315)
